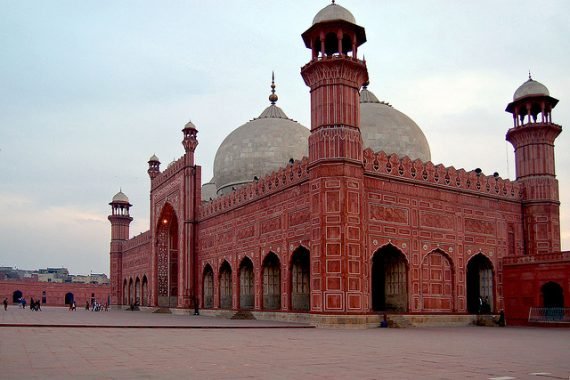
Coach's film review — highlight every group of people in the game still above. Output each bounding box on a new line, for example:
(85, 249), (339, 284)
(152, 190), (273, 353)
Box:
(478, 296), (491, 314)
(11, 296), (42, 311)
(85, 299), (108, 312)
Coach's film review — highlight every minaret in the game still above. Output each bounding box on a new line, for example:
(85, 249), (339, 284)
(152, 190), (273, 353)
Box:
(301, 2), (369, 314)
(108, 190), (133, 305)
(182, 120), (198, 166)
(506, 74), (562, 255)
(147, 154), (161, 179)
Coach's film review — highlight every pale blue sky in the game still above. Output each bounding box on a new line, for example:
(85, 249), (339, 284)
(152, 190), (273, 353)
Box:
(1, 1), (569, 275)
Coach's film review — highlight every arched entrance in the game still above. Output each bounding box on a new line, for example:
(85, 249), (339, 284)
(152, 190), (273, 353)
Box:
(262, 252), (281, 310)
(290, 247), (310, 311)
(421, 251), (454, 312)
(123, 279), (127, 305)
(65, 292), (74, 305)
(12, 290), (23, 303)
(219, 261), (232, 309)
(203, 265), (214, 308)
(156, 203), (179, 308)
(371, 245), (408, 312)
(135, 277), (141, 305)
(128, 278), (134, 305)
(141, 276), (148, 306)
(542, 282), (564, 308)
(239, 257), (254, 310)
(466, 253), (494, 313)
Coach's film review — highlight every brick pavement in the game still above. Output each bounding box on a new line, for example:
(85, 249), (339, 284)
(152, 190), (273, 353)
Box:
(1, 307), (569, 379)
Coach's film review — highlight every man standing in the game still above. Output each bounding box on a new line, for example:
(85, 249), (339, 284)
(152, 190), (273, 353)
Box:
(3, 298), (7, 311)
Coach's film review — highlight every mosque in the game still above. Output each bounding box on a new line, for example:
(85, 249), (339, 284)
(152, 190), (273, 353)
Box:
(107, 2), (569, 326)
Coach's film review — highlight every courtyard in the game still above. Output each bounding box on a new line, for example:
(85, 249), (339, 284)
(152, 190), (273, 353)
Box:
(1, 307), (569, 379)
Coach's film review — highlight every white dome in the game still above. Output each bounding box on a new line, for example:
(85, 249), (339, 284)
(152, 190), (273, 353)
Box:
(513, 78), (549, 101)
(201, 180), (217, 202)
(213, 104), (309, 195)
(360, 87), (431, 162)
(111, 190), (129, 203)
(313, 2), (356, 25)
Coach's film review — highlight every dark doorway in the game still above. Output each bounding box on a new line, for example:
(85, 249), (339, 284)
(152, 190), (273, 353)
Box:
(219, 261), (233, 309)
(371, 245), (408, 312)
(466, 253), (494, 313)
(262, 252), (281, 310)
(239, 257), (254, 310)
(203, 265), (214, 308)
(290, 247), (310, 311)
(65, 292), (74, 305)
(12, 290), (23, 303)
(542, 282), (564, 308)
(156, 203), (179, 308)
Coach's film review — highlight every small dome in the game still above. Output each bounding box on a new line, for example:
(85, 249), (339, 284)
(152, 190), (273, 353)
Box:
(313, 2), (356, 25)
(213, 104), (309, 195)
(183, 120), (197, 130)
(513, 78), (549, 101)
(148, 154), (160, 163)
(112, 190), (129, 203)
(360, 87), (431, 162)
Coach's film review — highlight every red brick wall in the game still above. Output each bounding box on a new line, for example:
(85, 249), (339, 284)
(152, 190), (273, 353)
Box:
(0, 280), (110, 307)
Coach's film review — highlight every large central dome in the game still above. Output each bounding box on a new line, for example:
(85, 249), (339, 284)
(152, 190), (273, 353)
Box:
(360, 85), (431, 162)
(213, 80), (309, 196)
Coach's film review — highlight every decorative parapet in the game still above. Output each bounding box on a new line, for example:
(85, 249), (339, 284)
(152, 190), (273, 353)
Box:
(123, 231), (151, 252)
(363, 149), (522, 200)
(503, 251), (570, 265)
(199, 157), (310, 219)
(151, 156), (186, 190)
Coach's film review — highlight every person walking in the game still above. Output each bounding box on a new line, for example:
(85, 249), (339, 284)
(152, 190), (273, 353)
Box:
(3, 298), (7, 311)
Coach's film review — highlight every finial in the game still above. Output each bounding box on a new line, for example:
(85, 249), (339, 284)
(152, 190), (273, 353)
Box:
(269, 71), (278, 105)
(363, 81), (369, 89)
(332, 0), (335, 4)
(528, 70), (532, 80)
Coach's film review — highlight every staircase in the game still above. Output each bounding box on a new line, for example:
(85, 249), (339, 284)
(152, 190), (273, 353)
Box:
(231, 310), (256, 320)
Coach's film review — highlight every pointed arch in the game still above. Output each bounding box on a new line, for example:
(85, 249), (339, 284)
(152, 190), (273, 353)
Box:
(122, 279), (127, 305)
(290, 246), (310, 312)
(371, 244), (409, 312)
(262, 252), (281, 310)
(128, 278), (134, 305)
(219, 261), (233, 309)
(135, 277), (141, 306)
(12, 290), (23, 303)
(156, 202), (179, 308)
(239, 256), (254, 310)
(141, 275), (148, 306)
(202, 264), (214, 309)
(466, 253), (494, 314)
(420, 249), (454, 312)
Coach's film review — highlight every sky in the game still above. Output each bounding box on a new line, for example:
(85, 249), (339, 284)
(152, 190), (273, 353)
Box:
(1, 0), (569, 276)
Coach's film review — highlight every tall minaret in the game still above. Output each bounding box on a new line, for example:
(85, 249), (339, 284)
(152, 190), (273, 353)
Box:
(301, 2), (369, 314)
(506, 75), (562, 255)
(108, 190), (133, 305)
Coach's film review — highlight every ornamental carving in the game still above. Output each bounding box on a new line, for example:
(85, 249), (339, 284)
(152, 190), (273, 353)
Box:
(237, 225), (255, 240)
(419, 212), (454, 231)
(465, 218), (496, 235)
(289, 209), (310, 227)
(369, 204), (408, 224)
(261, 217), (281, 235)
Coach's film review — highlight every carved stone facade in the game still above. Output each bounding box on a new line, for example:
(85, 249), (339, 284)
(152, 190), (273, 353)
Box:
(107, 3), (569, 324)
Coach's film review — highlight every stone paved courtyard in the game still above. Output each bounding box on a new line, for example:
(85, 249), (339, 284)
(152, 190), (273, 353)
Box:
(1, 307), (569, 379)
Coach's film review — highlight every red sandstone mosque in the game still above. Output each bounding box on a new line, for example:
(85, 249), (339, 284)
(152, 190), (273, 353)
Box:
(107, 2), (569, 326)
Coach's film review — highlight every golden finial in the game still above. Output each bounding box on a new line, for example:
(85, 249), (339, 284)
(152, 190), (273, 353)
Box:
(269, 71), (278, 105)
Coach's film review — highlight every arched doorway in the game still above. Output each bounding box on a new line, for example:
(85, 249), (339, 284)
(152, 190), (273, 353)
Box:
(542, 282), (564, 308)
(219, 261), (232, 309)
(141, 276), (148, 306)
(135, 277), (141, 306)
(12, 290), (23, 303)
(290, 247), (310, 311)
(203, 265), (214, 308)
(239, 257), (254, 310)
(371, 245), (408, 312)
(466, 253), (494, 314)
(262, 252), (281, 310)
(156, 203), (179, 308)
(128, 278), (134, 305)
(65, 292), (74, 305)
(122, 279), (127, 305)
(421, 251), (454, 312)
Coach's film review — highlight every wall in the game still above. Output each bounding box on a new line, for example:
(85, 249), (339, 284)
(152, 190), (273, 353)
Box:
(0, 280), (110, 307)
